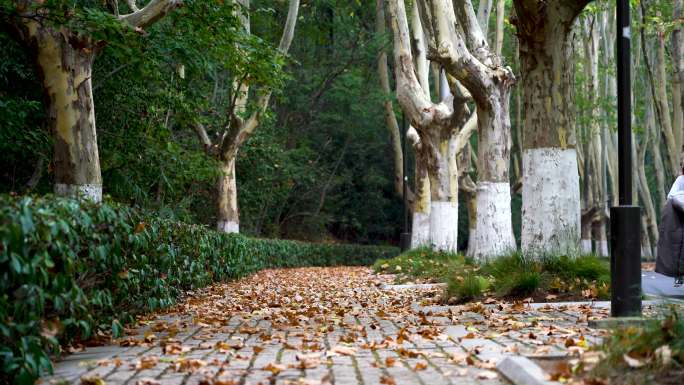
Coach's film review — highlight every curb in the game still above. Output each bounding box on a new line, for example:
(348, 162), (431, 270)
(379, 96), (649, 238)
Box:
(497, 356), (561, 385)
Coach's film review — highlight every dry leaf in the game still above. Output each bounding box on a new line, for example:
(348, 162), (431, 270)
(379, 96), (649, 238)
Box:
(329, 345), (356, 356)
(135, 379), (161, 385)
(81, 376), (106, 385)
(263, 362), (287, 375)
(623, 353), (645, 368)
(476, 370), (498, 380)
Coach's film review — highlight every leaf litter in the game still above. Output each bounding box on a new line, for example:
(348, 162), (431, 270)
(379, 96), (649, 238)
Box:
(75, 267), (617, 384)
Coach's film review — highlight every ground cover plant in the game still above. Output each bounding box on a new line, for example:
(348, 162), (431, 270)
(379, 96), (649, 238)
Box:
(373, 249), (610, 303)
(0, 195), (397, 384)
(555, 306), (684, 385)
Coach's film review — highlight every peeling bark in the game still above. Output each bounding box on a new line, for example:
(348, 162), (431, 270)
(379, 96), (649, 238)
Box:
(19, 23), (102, 201)
(217, 157), (239, 233)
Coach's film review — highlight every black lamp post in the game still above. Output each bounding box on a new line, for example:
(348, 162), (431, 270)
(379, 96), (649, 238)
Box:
(400, 112), (411, 252)
(610, 0), (642, 317)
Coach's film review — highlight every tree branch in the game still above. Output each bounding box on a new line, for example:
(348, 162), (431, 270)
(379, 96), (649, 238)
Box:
(125, 0), (140, 12)
(119, 0), (182, 29)
(387, 0), (452, 129)
(220, 0), (300, 158)
(454, 110), (478, 154)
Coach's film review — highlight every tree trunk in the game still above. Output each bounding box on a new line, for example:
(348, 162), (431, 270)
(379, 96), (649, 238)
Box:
(494, 0), (505, 56)
(376, 0), (405, 198)
(513, 0), (588, 256)
(412, 156), (432, 248)
(26, 25), (102, 202)
(205, 0), (299, 233)
(217, 156), (240, 233)
(672, 0), (684, 167)
(654, 28), (678, 175)
(469, 85), (516, 260)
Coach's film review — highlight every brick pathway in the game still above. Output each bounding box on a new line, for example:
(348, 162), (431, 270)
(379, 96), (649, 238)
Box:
(43, 267), (612, 385)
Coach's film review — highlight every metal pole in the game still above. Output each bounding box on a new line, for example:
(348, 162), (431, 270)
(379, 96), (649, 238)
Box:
(610, 0), (641, 317)
(400, 111), (412, 251)
(617, 0), (632, 206)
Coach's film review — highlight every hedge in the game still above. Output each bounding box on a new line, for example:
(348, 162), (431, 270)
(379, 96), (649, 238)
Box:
(0, 195), (398, 384)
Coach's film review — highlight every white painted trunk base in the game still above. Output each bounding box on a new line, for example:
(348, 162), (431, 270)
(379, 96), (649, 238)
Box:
(411, 212), (430, 248)
(594, 240), (609, 257)
(217, 220), (240, 234)
(55, 183), (102, 203)
(468, 182), (516, 262)
(429, 201), (458, 252)
(521, 148), (581, 257)
(581, 239), (592, 255)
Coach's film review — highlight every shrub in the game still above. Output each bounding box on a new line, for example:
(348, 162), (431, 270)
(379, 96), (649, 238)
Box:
(0, 195), (397, 384)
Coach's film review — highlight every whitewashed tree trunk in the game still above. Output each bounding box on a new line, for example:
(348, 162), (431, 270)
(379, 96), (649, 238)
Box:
(416, 0), (516, 260)
(514, 0), (588, 257)
(193, 0), (300, 233)
(387, 0), (477, 253)
(12, 1), (183, 202)
(12, 0), (182, 203)
(29, 27), (102, 202)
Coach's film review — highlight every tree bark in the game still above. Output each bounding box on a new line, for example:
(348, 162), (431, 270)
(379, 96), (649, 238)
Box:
(387, 0), (478, 253)
(197, 0), (300, 233)
(10, 1), (182, 202)
(376, 0), (406, 199)
(21, 24), (102, 201)
(672, 0), (684, 168)
(217, 156), (239, 233)
(418, 0), (516, 260)
(513, 0), (589, 256)
(494, 0), (505, 56)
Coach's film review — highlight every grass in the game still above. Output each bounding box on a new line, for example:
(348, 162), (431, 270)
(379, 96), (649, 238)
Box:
(372, 247), (469, 283)
(578, 306), (684, 385)
(373, 249), (611, 303)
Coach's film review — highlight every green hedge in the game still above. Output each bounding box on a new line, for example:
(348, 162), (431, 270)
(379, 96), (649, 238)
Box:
(0, 196), (397, 384)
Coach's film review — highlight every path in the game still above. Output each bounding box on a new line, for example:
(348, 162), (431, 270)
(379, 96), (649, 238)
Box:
(44, 267), (613, 385)
(642, 271), (684, 300)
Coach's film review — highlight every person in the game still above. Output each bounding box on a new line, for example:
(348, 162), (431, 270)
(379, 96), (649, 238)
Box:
(656, 166), (684, 286)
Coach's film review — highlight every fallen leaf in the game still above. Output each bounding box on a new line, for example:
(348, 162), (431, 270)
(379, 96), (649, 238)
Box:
(135, 379), (161, 385)
(263, 362), (287, 375)
(623, 353), (645, 368)
(81, 376), (106, 385)
(476, 370), (498, 380)
(329, 345), (356, 356)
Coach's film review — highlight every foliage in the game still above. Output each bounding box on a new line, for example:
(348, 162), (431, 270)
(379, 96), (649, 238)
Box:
(374, 250), (610, 303)
(0, 195), (397, 384)
(0, 32), (50, 193)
